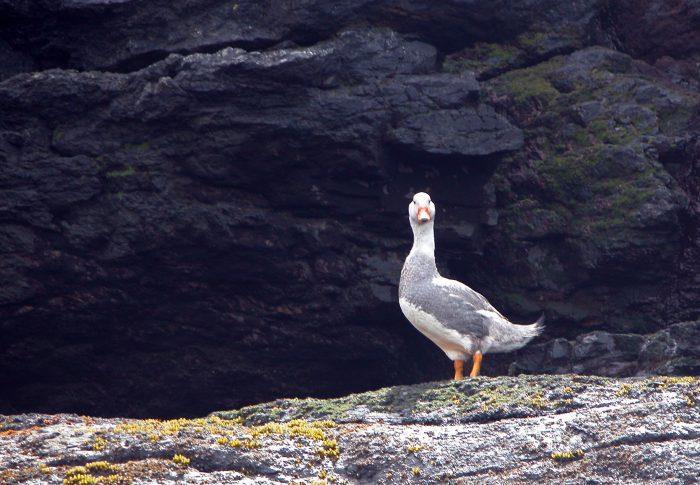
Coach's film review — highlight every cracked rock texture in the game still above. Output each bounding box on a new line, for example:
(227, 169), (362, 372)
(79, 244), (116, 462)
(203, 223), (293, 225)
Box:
(1, 375), (699, 483)
(1, 1), (699, 417)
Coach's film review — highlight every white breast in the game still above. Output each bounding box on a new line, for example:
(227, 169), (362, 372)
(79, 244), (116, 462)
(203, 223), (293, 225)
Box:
(399, 297), (474, 360)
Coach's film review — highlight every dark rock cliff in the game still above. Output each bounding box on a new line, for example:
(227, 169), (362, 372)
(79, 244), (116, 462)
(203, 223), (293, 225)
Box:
(0, 1), (698, 417)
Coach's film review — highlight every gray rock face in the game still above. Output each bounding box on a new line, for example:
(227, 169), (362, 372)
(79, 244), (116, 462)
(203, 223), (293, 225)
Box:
(1, 375), (698, 483)
(510, 320), (700, 377)
(0, 1), (698, 418)
(388, 104), (524, 158)
(0, 0), (604, 75)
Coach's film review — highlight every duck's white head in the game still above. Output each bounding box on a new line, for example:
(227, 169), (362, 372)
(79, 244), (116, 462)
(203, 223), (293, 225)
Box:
(408, 192), (435, 226)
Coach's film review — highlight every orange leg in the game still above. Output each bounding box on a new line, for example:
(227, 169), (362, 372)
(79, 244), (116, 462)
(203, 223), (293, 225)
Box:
(453, 360), (464, 380)
(470, 351), (483, 377)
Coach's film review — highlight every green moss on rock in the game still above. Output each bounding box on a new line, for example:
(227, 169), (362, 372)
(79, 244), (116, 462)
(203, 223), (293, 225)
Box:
(489, 56), (563, 108)
(213, 375), (610, 425)
(486, 48), (697, 253)
(443, 42), (522, 77)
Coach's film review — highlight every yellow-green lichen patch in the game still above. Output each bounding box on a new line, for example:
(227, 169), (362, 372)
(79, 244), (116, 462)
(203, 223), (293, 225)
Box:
(216, 436), (261, 449)
(551, 449), (585, 462)
(650, 377), (700, 407)
(239, 419), (340, 455)
(528, 392), (549, 409)
(110, 414), (339, 458)
(516, 31), (551, 52)
(233, 418), (338, 452)
(91, 435), (108, 451)
(60, 457), (195, 485)
(63, 461), (130, 485)
(113, 415), (243, 442)
(172, 454), (190, 467)
(250, 419), (336, 442)
(593, 376), (700, 402)
(407, 444), (423, 453)
(318, 438), (340, 459)
(637, 376), (700, 400)
(616, 384), (632, 397)
(658, 376), (697, 387)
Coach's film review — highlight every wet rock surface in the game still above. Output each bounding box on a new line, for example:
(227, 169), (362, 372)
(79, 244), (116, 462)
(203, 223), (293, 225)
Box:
(1, 375), (699, 484)
(0, 1), (699, 417)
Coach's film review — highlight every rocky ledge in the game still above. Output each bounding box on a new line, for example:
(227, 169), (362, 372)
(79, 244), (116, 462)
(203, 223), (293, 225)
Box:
(2, 375), (698, 484)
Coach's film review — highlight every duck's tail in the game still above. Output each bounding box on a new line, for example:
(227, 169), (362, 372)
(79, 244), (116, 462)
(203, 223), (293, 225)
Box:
(486, 313), (545, 353)
(521, 313), (546, 341)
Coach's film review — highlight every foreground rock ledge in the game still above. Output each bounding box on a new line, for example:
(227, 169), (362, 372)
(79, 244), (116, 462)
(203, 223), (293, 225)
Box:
(1, 375), (698, 484)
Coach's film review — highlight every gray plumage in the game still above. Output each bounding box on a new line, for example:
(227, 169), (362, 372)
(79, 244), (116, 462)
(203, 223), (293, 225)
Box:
(399, 192), (544, 362)
(400, 251), (489, 340)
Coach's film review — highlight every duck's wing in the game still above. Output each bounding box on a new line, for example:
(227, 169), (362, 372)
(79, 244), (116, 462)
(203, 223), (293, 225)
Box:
(434, 277), (506, 317)
(411, 278), (495, 339)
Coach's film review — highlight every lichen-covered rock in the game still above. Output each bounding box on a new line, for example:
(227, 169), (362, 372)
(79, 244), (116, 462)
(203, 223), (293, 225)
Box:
(1, 375), (698, 483)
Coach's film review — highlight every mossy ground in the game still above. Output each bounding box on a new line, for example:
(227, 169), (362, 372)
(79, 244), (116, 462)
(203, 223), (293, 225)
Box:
(213, 375), (698, 425)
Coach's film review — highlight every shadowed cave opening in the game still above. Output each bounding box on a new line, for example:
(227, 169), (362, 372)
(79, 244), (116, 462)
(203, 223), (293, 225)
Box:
(0, 154), (533, 419)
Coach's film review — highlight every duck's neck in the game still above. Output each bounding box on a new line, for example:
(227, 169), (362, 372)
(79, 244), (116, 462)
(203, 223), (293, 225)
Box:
(408, 220), (438, 277)
(401, 220), (438, 288)
(411, 220), (435, 256)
